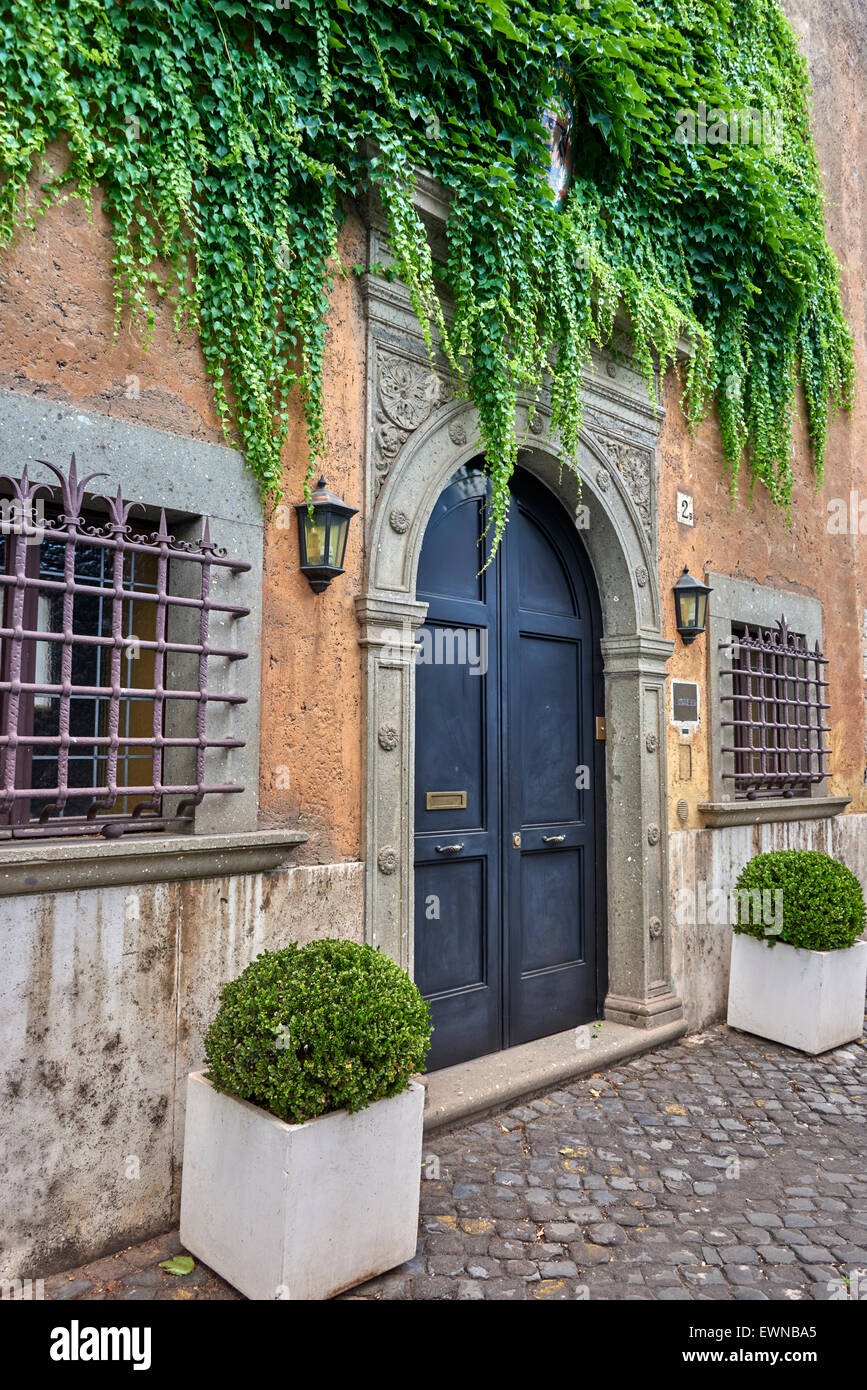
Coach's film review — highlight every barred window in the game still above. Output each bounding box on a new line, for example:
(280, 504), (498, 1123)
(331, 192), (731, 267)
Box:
(0, 455), (250, 841)
(720, 617), (830, 800)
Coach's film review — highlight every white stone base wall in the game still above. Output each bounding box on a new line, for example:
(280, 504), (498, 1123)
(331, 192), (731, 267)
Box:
(0, 861), (363, 1280)
(669, 814), (867, 1032)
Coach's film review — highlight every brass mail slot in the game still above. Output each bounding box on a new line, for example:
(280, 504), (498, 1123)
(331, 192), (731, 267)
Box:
(426, 790), (467, 811)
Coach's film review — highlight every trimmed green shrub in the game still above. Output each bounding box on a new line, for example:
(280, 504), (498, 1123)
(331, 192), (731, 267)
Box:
(204, 939), (431, 1124)
(732, 850), (865, 952)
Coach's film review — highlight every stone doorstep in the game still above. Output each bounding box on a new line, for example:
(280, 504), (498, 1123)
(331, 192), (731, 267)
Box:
(420, 1017), (688, 1135)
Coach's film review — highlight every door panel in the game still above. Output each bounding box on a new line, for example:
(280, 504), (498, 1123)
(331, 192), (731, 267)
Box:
(518, 635), (581, 826)
(414, 465), (601, 1069)
(414, 857), (487, 994)
(416, 480), (485, 602)
(413, 620), (486, 835)
(517, 512), (577, 617)
(414, 467), (501, 1071)
(505, 479), (597, 1050)
(519, 846), (585, 973)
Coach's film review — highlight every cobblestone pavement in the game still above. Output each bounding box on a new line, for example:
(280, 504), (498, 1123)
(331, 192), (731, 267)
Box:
(43, 1021), (866, 1303)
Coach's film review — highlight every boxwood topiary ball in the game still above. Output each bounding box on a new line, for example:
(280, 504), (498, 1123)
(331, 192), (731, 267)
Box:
(732, 849), (866, 952)
(204, 938), (431, 1125)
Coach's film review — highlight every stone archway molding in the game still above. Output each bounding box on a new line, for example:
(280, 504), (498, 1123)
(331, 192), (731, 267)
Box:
(357, 388), (683, 1031)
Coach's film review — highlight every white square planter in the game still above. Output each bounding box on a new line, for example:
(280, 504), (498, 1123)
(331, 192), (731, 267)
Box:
(727, 933), (867, 1054)
(180, 1072), (425, 1300)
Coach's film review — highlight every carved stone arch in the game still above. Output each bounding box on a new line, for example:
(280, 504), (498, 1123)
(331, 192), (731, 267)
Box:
(366, 403), (660, 637)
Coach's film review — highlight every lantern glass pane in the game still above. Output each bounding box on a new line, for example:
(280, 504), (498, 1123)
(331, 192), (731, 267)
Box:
(695, 591), (709, 629)
(304, 515), (327, 567)
(679, 591), (698, 627)
(327, 516), (349, 568)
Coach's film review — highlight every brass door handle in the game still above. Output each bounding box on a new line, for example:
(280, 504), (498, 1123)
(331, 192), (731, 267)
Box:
(435, 843), (464, 854)
(542, 834), (566, 844)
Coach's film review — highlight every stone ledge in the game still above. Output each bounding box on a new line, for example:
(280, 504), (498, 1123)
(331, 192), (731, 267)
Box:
(698, 796), (851, 828)
(419, 1016), (688, 1134)
(0, 829), (309, 897)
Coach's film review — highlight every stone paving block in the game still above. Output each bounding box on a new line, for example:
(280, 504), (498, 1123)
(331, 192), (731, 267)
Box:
(48, 1278), (94, 1300)
(745, 1211), (783, 1228)
(760, 1246), (797, 1264)
(489, 1238), (528, 1259)
(725, 1245), (760, 1264)
(120, 1268), (164, 1287)
(569, 1242), (615, 1266)
(428, 1254), (466, 1277)
(545, 1223), (580, 1240)
(482, 1279), (527, 1300)
(495, 1220), (537, 1239)
(566, 1204), (605, 1223)
(539, 1260), (579, 1278)
(530, 1278), (579, 1300)
(682, 1267), (727, 1286)
(586, 1222), (627, 1246)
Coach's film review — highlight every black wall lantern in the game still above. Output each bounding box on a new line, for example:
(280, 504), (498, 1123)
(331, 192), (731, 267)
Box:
(673, 566), (712, 644)
(295, 476), (358, 593)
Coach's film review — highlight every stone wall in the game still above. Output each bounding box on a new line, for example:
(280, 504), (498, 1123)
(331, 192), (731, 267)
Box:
(670, 813), (867, 1031)
(0, 862), (363, 1280)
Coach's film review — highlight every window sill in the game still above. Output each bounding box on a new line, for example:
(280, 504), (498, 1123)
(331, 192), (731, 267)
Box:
(698, 797), (851, 829)
(0, 829), (309, 898)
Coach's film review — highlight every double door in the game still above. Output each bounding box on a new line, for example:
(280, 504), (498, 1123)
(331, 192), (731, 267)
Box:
(414, 465), (603, 1071)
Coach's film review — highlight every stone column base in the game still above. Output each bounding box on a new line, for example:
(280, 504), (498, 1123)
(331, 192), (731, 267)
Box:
(604, 991), (684, 1029)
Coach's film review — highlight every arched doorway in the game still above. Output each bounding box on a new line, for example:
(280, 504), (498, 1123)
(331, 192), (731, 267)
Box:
(413, 463), (605, 1070)
(357, 384), (683, 1045)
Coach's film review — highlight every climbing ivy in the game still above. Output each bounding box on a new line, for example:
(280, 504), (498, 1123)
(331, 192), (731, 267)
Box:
(0, 0), (854, 553)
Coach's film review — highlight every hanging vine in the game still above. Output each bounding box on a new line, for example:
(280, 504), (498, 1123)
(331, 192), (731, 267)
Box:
(0, 0), (854, 553)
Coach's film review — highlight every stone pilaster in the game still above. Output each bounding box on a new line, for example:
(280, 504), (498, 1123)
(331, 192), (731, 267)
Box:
(356, 594), (428, 973)
(601, 633), (683, 1027)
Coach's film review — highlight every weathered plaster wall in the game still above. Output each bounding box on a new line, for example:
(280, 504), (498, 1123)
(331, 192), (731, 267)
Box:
(257, 208), (367, 865)
(0, 150), (367, 865)
(0, 863), (363, 1280)
(658, 0), (867, 830)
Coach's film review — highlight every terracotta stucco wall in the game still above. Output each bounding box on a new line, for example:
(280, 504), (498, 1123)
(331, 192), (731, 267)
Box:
(0, 151), (367, 864)
(257, 210), (367, 865)
(659, 0), (867, 829)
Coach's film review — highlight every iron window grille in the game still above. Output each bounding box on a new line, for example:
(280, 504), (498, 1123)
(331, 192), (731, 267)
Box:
(719, 616), (830, 800)
(0, 455), (250, 840)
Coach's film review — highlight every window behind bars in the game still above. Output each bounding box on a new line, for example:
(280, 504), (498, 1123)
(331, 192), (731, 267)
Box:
(720, 617), (830, 800)
(0, 455), (250, 840)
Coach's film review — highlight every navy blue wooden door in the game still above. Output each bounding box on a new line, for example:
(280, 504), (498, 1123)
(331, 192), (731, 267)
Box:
(414, 464), (603, 1071)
